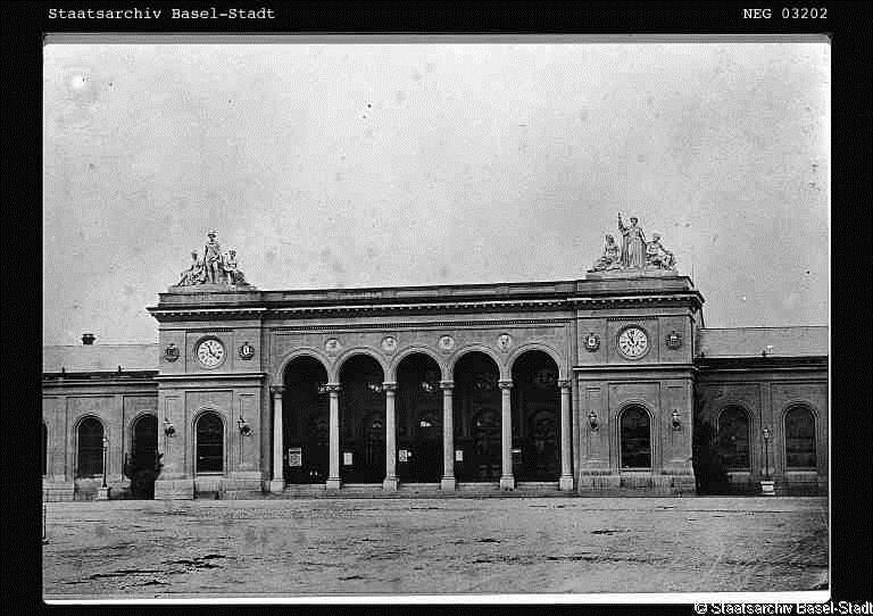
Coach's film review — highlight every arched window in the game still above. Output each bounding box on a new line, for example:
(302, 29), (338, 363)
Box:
(620, 406), (651, 469)
(717, 407), (751, 470)
(196, 413), (224, 473)
(77, 417), (104, 477)
(41, 421), (48, 476)
(785, 406), (816, 469)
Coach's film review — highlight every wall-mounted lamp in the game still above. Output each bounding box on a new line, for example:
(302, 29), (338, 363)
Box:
(367, 382), (384, 394)
(671, 409), (682, 431)
(163, 418), (176, 438)
(238, 415), (253, 437)
(588, 410), (599, 431)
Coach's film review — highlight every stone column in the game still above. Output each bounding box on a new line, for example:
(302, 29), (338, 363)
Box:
(440, 381), (455, 491)
(326, 383), (342, 490)
(559, 379), (574, 491)
(498, 380), (515, 490)
(383, 382), (398, 491)
(269, 386), (285, 494)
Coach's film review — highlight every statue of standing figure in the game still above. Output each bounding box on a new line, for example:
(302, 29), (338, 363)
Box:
(618, 213), (646, 269)
(173, 231), (255, 288)
(203, 230), (223, 284)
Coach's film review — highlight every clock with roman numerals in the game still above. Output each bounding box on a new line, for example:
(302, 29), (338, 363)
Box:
(196, 337), (226, 368)
(617, 326), (649, 359)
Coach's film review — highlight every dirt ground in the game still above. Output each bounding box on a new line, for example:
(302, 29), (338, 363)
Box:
(43, 496), (828, 600)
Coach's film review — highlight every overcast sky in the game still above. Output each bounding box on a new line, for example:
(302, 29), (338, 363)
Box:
(43, 39), (829, 345)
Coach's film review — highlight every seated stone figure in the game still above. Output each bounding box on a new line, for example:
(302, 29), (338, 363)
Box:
(177, 250), (206, 286)
(645, 233), (676, 270)
(222, 249), (247, 285)
(591, 234), (621, 271)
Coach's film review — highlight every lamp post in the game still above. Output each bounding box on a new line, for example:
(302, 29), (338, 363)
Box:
(761, 427), (775, 496)
(101, 436), (109, 489)
(97, 436), (110, 500)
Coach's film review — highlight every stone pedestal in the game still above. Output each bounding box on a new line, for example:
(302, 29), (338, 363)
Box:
(325, 477), (342, 490)
(382, 476), (398, 491)
(269, 479), (285, 494)
(760, 480), (776, 496)
(440, 476), (456, 491)
(559, 475), (574, 491)
(500, 475), (515, 491)
(96, 487), (110, 501)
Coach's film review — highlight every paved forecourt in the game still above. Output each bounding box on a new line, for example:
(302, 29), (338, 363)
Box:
(43, 496), (828, 599)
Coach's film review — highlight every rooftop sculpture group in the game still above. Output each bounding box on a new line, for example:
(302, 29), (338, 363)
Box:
(175, 231), (253, 288)
(590, 213), (676, 273)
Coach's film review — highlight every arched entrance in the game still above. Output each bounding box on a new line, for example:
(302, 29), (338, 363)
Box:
(511, 351), (560, 481)
(340, 354), (386, 483)
(129, 414), (158, 499)
(453, 352), (502, 482)
(396, 353), (443, 483)
(283, 356), (330, 483)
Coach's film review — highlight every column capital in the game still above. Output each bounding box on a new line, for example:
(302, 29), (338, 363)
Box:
(382, 382), (397, 393)
(270, 385), (285, 396)
(498, 379), (514, 390)
(325, 383), (342, 394)
(439, 380), (455, 391)
(558, 379), (572, 390)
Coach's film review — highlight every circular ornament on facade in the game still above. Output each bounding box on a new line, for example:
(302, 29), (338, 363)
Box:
(617, 326), (650, 360)
(324, 338), (342, 355)
(163, 343), (180, 362)
(438, 335), (455, 353)
(381, 336), (398, 354)
(583, 332), (601, 352)
(497, 333), (513, 353)
(238, 341), (255, 360)
(665, 330), (683, 350)
(196, 337), (226, 369)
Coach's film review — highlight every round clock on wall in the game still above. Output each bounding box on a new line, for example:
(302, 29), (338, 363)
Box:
(196, 337), (226, 368)
(617, 326), (649, 359)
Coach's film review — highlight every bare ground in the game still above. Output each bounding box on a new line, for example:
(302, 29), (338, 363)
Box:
(43, 496), (828, 599)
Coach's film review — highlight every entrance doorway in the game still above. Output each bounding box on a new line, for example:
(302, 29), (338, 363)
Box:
(284, 356), (330, 484)
(340, 354), (386, 483)
(129, 414), (158, 499)
(396, 353), (443, 483)
(454, 352), (502, 482)
(511, 351), (560, 481)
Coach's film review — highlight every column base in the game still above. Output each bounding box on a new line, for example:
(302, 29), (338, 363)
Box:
(269, 479), (285, 494)
(559, 475), (574, 491)
(382, 476), (399, 491)
(760, 480), (776, 496)
(96, 487), (110, 501)
(440, 476), (456, 491)
(499, 475), (515, 491)
(326, 476), (342, 490)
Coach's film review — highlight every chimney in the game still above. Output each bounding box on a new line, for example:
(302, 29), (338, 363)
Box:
(82, 333), (96, 345)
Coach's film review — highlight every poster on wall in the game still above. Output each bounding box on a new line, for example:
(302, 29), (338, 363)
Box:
(343, 452), (353, 466)
(287, 447), (302, 468)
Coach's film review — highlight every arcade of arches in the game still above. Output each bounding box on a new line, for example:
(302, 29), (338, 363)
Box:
(272, 350), (572, 491)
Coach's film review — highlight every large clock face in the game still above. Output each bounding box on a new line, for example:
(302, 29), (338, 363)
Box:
(618, 326), (649, 359)
(196, 338), (226, 368)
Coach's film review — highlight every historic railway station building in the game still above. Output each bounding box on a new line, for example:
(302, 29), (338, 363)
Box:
(42, 225), (828, 500)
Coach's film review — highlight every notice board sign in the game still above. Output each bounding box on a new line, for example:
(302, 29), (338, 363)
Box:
(287, 447), (302, 468)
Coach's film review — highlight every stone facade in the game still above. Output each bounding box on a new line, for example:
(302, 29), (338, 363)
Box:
(42, 275), (827, 500)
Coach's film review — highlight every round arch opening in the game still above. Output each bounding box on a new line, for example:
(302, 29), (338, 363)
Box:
(283, 356), (330, 484)
(339, 354), (386, 483)
(511, 350), (560, 482)
(396, 353), (443, 483)
(453, 352), (502, 482)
